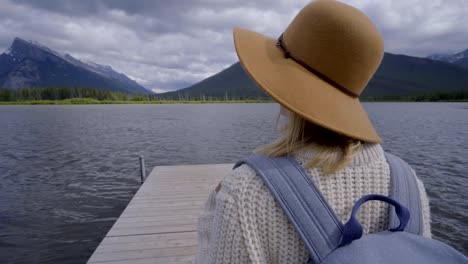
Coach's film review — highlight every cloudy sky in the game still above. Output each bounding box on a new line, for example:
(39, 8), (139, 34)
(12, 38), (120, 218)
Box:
(0, 0), (467, 92)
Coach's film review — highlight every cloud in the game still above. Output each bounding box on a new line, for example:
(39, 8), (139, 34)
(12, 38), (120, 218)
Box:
(151, 88), (170, 94)
(0, 0), (467, 92)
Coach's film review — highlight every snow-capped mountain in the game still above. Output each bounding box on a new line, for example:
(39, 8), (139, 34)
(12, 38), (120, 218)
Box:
(0, 37), (150, 93)
(427, 49), (468, 68)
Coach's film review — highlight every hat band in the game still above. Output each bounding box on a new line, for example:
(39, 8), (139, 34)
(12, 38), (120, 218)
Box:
(276, 34), (359, 98)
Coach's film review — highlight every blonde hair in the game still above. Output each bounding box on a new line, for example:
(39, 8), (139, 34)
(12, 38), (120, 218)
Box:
(256, 109), (363, 174)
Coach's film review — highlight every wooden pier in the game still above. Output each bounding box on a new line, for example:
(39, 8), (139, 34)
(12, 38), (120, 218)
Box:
(87, 163), (232, 264)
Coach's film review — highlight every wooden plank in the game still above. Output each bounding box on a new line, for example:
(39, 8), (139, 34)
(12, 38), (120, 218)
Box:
(88, 255), (194, 264)
(100, 232), (197, 245)
(115, 215), (200, 224)
(117, 209), (204, 218)
(123, 201), (205, 209)
(96, 237), (198, 252)
(87, 163), (232, 264)
(88, 245), (197, 263)
(107, 224), (197, 236)
(113, 218), (199, 228)
(130, 195), (210, 201)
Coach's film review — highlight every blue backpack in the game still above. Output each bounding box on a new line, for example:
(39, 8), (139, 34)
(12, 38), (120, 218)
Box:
(234, 153), (467, 264)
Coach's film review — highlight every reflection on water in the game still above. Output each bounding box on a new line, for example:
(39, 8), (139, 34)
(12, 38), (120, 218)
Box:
(0, 103), (466, 263)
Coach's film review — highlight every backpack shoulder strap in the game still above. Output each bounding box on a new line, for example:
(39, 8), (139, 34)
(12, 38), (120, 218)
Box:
(234, 155), (343, 263)
(385, 153), (423, 235)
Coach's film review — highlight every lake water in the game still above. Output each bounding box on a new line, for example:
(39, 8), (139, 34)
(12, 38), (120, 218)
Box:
(0, 103), (467, 263)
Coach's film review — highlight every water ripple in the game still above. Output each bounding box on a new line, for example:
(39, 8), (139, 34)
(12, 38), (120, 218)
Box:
(0, 103), (466, 263)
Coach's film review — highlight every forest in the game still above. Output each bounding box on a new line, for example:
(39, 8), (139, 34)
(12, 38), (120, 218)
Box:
(1, 86), (467, 103)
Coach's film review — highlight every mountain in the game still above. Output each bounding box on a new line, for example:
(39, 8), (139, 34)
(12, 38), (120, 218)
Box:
(364, 53), (468, 97)
(157, 62), (266, 100)
(427, 49), (468, 68)
(0, 37), (149, 93)
(158, 52), (468, 100)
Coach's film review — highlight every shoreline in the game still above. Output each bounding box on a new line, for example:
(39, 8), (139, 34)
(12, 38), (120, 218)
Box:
(1, 99), (468, 105)
(0, 99), (274, 105)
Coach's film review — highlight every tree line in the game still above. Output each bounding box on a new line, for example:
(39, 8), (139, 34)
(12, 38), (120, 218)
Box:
(363, 91), (468, 102)
(1, 86), (467, 102)
(0, 86), (268, 102)
(0, 86), (157, 102)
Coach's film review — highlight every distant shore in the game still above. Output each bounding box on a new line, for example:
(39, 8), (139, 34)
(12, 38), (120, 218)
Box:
(2, 87), (468, 104)
(0, 98), (275, 105)
(1, 98), (468, 105)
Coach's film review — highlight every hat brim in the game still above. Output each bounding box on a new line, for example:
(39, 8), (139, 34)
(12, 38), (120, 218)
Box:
(233, 27), (381, 143)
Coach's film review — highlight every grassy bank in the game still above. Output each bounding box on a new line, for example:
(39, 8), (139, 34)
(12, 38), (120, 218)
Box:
(2, 86), (468, 104)
(2, 98), (468, 105)
(361, 99), (468, 102)
(0, 98), (275, 105)
(2, 99), (468, 105)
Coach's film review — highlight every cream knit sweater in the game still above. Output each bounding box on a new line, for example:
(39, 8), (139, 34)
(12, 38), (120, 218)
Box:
(196, 144), (431, 264)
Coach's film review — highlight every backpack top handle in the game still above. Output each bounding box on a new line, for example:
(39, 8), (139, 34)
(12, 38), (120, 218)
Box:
(340, 194), (410, 246)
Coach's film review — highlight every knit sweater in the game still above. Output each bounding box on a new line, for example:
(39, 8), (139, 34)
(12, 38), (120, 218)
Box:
(195, 144), (431, 264)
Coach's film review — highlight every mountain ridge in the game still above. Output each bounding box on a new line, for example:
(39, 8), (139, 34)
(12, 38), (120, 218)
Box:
(158, 52), (468, 100)
(427, 49), (468, 68)
(0, 37), (149, 94)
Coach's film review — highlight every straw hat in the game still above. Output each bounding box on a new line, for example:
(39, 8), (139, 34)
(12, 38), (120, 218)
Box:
(234, 0), (384, 143)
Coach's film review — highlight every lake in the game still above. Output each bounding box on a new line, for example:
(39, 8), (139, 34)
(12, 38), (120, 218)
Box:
(0, 103), (467, 263)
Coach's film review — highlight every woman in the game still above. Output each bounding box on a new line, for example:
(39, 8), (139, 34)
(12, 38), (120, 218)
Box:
(196, 1), (431, 263)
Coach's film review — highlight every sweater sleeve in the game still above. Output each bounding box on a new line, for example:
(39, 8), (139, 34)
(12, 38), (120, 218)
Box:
(196, 164), (310, 264)
(196, 189), (217, 264)
(195, 170), (251, 264)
